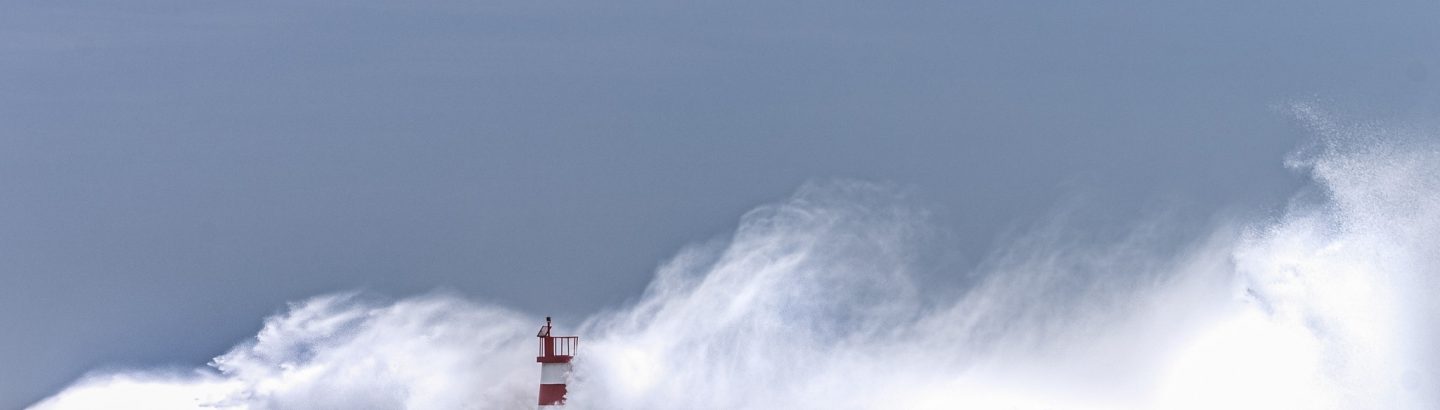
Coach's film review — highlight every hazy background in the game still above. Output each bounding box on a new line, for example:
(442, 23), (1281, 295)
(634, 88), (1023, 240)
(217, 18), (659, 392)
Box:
(2, 1), (1437, 407)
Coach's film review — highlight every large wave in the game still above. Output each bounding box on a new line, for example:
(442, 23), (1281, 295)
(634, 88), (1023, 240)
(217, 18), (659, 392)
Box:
(32, 110), (1439, 409)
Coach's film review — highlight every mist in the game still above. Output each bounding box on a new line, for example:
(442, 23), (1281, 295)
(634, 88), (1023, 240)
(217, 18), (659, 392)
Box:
(31, 109), (1440, 409)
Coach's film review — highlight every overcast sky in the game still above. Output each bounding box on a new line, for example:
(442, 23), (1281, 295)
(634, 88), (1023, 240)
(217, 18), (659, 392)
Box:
(2, 1), (1438, 407)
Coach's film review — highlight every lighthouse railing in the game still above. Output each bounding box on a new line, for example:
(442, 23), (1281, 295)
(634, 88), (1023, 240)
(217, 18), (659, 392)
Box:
(539, 336), (579, 358)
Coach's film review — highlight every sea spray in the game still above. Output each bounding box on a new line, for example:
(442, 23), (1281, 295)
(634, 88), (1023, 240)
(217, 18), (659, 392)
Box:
(33, 113), (1439, 409)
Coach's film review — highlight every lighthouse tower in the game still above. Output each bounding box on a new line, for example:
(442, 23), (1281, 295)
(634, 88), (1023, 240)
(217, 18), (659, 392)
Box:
(536, 317), (577, 408)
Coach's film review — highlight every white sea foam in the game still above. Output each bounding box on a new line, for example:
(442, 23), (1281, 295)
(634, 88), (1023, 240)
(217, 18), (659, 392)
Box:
(32, 110), (1439, 409)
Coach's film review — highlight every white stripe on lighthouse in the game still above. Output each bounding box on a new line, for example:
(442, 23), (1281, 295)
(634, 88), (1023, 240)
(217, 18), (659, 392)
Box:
(540, 363), (571, 384)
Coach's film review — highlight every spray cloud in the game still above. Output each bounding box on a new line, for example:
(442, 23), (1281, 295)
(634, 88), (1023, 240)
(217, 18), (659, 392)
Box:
(32, 111), (1440, 409)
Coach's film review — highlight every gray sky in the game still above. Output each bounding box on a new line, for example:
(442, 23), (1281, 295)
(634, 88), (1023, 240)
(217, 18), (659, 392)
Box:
(2, 1), (1437, 407)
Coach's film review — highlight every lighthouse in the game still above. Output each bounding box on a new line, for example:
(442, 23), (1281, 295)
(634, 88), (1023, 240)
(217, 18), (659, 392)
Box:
(536, 317), (577, 408)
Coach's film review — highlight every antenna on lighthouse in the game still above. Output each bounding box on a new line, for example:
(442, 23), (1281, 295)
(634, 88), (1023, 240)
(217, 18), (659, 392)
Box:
(536, 317), (577, 408)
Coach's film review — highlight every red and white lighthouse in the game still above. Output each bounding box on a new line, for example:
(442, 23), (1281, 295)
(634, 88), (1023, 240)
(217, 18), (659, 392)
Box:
(536, 317), (577, 408)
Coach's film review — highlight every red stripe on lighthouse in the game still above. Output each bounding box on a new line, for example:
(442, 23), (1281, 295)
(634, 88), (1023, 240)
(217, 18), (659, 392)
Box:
(538, 384), (568, 405)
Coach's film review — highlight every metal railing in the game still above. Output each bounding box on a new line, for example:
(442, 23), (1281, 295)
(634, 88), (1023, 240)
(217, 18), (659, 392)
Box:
(540, 336), (579, 358)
